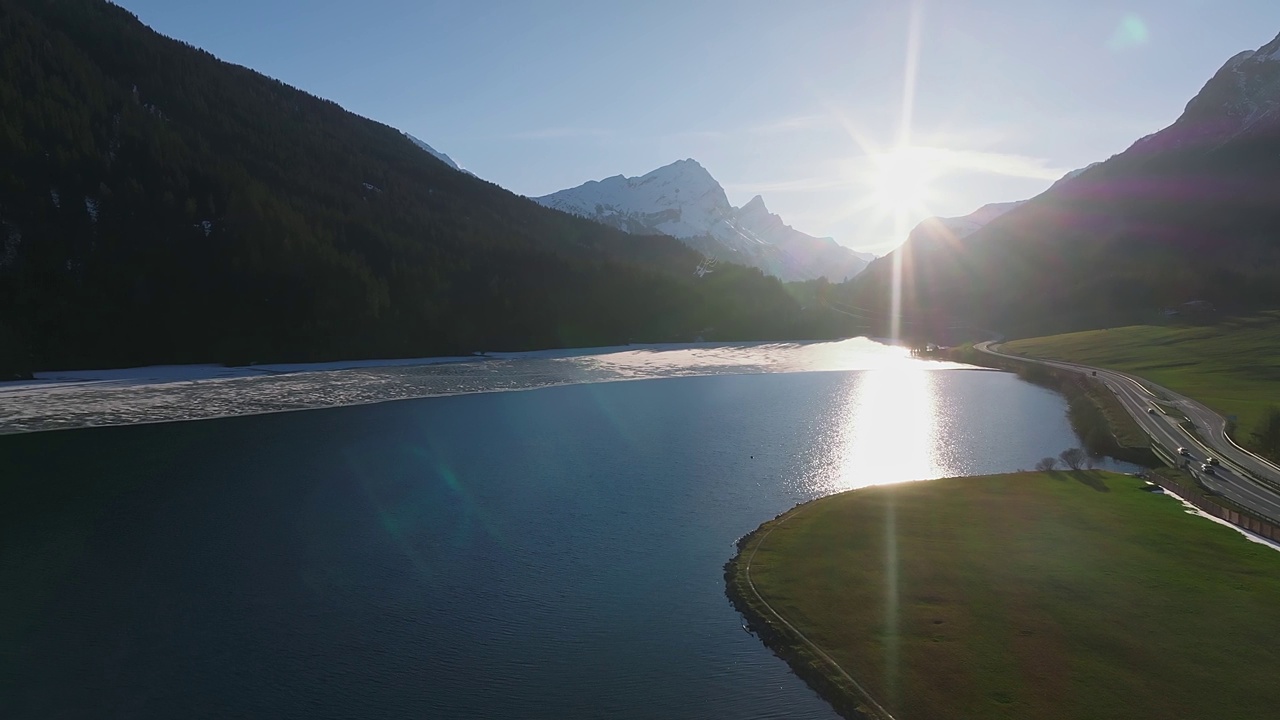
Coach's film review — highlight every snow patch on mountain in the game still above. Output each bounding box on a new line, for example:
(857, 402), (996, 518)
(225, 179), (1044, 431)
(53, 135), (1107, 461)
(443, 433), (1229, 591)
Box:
(1132, 31), (1280, 153)
(535, 160), (869, 282)
(1224, 50), (1257, 71)
(404, 132), (473, 175)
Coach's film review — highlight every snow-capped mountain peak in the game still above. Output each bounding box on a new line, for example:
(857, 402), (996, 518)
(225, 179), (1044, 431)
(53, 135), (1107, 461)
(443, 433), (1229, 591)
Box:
(535, 161), (869, 282)
(537, 159), (738, 243)
(1188, 33), (1280, 122)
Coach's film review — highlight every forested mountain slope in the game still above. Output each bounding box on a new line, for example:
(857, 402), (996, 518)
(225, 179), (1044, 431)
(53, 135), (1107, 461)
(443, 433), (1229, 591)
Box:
(843, 32), (1280, 339)
(0, 0), (832, 373)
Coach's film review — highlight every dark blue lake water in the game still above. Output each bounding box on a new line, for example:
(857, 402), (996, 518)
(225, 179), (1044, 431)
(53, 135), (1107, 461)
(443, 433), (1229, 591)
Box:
(0, 368), (1127, 719)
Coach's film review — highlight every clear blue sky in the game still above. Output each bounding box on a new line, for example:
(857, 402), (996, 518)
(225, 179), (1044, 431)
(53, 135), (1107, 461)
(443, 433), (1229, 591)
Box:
(113, 0), (1280, 254)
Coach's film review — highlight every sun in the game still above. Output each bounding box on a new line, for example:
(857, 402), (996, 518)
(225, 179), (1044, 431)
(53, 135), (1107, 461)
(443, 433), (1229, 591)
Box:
(868, 145), (937, 215)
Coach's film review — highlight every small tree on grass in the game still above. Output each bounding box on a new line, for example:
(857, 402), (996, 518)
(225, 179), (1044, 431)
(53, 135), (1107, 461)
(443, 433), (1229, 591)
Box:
(1035, 457), (1058, 472)
(1059, 447), (1086, 471)
(1252, 406), (1280, 462)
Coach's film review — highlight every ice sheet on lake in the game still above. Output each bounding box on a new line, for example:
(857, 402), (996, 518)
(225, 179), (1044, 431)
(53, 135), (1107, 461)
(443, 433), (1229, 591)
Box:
(0, 338), (966, 435)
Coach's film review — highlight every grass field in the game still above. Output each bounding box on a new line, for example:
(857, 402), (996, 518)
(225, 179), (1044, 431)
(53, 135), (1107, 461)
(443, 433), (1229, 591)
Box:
(731, 472), (1280, 720)
(1002, 313), (1280, 444)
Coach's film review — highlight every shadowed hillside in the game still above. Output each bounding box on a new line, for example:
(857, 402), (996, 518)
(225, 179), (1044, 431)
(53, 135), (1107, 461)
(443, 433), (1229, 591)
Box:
(0, 0), (843, 372)
(842, 33), (1280, 339)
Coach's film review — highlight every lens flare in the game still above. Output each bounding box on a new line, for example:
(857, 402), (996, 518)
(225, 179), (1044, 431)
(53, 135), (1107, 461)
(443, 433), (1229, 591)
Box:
(891, 0), (925, 344)
(1108, 13), (1149, 51)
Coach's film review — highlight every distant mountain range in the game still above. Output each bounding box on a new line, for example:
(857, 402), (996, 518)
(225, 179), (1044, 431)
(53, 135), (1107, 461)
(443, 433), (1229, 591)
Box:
(924, 201), (1026, 242)
(889, 165), (1099, 264)
(536, 160), (873, 282)
(845, 30), (1280, 339)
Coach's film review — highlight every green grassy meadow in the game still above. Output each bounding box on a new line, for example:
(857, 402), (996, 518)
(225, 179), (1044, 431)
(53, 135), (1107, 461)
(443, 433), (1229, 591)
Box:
(1002, 313), (1280, 441)
(734, 472), (1280, 720)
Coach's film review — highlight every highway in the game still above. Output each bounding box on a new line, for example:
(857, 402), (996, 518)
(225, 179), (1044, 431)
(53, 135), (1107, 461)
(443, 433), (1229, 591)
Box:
(974, 341), (1280, 522)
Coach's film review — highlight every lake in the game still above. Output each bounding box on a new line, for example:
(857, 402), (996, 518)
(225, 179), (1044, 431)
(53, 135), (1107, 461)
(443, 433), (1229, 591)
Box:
(0, 344), (1131, 718)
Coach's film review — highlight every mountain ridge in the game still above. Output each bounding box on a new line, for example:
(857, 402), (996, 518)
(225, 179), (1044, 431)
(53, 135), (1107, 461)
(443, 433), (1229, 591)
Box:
(403, 132), (472, 175)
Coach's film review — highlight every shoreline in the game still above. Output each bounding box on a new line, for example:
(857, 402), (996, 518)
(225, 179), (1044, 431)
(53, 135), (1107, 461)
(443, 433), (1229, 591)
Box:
(0, 373), (668, 438)
(0, 339), (857, 391)
(0, 339), (973, 437)
(0, 354), (484, 390)
(725, 500), (886, 720)
(0, 366), (989, 439)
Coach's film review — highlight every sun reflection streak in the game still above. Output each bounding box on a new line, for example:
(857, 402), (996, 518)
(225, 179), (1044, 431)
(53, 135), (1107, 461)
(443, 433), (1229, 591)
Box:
(886, 10), (921, 700)
(827, 360), (936, 709)
(883, 491), (900, 707)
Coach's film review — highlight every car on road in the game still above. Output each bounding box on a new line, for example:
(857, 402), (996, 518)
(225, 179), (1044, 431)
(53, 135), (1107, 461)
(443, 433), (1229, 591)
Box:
(1148, 407), (1156, 414)
(1207, 457), (1219, 466)
(1178, 447), (1190, 456)
(1201, 463), (1215, 474)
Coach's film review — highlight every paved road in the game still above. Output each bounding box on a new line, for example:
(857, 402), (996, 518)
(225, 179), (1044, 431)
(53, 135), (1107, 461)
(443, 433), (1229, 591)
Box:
(975, 342), (1280, 522)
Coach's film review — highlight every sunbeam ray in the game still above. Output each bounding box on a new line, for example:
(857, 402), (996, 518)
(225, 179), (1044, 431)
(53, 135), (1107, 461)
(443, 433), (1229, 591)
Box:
(891, 1), (925, 343)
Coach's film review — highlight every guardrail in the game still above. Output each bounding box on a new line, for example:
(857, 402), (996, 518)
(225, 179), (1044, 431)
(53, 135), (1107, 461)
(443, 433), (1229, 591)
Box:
(1150, 440), (1178, 468)
(1148, 471), (1280, 543)
(1220, 425), (1280, 477)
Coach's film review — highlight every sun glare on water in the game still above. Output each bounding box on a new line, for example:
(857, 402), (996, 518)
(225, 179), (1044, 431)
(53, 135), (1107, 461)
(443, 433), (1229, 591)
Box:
(811, 361), (951, 495)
